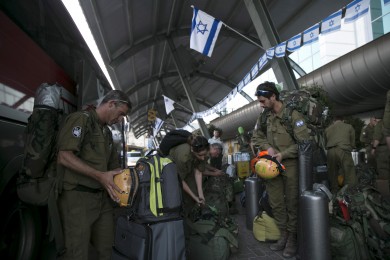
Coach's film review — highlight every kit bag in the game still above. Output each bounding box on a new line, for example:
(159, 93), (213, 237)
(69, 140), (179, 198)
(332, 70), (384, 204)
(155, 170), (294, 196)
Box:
(16, 83), (76, 255)
(333, 184), (390, 259)
(158, 129), (192, 156)
(112, 215), (152, 260)
(187, 205), (238, 260)
(133, 152), (183, 223)
(329, 216), (370, 260)
(253, 211), (280, 242)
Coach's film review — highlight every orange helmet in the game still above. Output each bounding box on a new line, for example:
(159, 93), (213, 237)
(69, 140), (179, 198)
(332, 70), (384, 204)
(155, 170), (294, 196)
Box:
(113, 168), (139, 207)
(255, 154), (285, 179)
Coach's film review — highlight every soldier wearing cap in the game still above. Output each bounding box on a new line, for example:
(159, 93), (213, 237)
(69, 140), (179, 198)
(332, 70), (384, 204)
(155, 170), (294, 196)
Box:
(251, 81), (311, 258)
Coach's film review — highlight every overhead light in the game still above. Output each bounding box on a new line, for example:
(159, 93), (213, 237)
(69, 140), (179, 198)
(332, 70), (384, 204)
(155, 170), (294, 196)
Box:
(61, 0), (115, 89)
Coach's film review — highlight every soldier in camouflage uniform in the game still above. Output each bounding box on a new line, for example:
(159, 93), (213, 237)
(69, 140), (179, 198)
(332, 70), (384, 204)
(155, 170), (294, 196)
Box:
(360, 117), (377, 168)
(251, 82), (311, 258)
(325, 116), (357, 193)
(57, 90), (131, 260)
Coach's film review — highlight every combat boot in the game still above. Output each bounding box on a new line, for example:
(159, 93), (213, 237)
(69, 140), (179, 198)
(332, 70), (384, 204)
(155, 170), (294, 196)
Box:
(283, 232), (297, 258)
(269, 229), (288, 251)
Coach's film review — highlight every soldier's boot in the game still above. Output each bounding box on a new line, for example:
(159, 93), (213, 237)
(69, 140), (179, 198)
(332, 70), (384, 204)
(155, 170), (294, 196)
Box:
(282, 232), (297, 258)
(269, 229), (288, 251)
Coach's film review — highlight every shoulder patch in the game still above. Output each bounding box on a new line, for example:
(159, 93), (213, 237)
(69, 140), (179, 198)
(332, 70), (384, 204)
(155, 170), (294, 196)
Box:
(295, 120), (304, 127)
(72, 126), (82, 137)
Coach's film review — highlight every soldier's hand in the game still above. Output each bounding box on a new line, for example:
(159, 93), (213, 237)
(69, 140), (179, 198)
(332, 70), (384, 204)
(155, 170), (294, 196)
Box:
(267, 147), (277, 156)
(101, 169), (123, 202)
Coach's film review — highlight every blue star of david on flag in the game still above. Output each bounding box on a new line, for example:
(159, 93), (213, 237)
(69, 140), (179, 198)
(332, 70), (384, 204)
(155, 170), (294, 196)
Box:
(287, 33), (301, 52)
(345, 0), (370, 23)
(321, 10), (342, 35)
(190, 7), (222, 57)
(303, 23), (319, 45)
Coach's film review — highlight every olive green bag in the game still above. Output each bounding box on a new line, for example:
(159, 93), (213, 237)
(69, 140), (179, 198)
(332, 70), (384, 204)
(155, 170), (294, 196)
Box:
(253, 211), (280, 242)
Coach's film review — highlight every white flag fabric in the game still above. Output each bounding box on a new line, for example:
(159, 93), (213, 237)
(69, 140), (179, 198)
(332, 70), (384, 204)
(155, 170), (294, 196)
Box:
(163, 95), (175, 115)
(287, 33), (302, 52)
(274, 41), (286, 58)
(266, 47), (274, 60)
(258, 53), (268, 71)
(345, 0), (370, 23)
(321, 10), (342, 35)
(153, 117), (163, 137)
(385, 0), (390, 6)
(303, 23), (319, 45)
(190, 8), (222, 57)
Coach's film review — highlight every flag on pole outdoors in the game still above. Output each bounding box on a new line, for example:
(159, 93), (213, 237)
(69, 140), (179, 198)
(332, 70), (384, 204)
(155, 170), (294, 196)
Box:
(258, 53), (268, 71)
(153, 117), (163, 137)
(385, 0), (390, 6)
(266, 47), (274, 59)
(274, 41), (286, 58)
(321, 10), (342, 35)
(163, 95), (175, 115)
(286, 33), (302, 52)
(303, 23), (319, 45)
(344, 0), (370, 23)
(190, 7), (222, 57)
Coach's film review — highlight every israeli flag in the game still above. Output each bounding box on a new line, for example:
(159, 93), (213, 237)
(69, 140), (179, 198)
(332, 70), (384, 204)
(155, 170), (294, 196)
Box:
(190, 8), (222, 57)
(345, 0), (370, 23)
(385, 0), (390, 6)
(303, 23), (319, 45)
(321, 10), (342, 34)
(259, 53), (268, 71)
(287, 33), (302, 52)
(153, 117), (163, 137)
(266, 47), (274, 60)
(163, 95), (175, 115)
(275, 41), (286, 58)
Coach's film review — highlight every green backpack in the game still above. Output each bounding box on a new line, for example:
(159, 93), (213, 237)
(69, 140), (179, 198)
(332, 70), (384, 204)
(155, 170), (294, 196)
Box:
(187, 204), (238, 260)
(334, 184), (390, 259)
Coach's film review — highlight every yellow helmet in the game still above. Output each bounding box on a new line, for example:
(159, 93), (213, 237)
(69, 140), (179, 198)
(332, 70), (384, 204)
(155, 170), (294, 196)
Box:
(255, 155), (285, 179)
(113, 168), (139, 207)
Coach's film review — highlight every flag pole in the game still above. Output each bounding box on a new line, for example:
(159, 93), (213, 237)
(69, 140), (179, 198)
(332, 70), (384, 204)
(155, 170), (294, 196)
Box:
(221, 23), (265, 51)
(190, 5), (265, 51)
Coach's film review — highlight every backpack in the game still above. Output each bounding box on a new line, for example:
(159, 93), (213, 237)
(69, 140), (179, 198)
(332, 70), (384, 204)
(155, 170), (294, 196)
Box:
(187, 204), (239, 260)
(132, 152), (183, 223)
(259, 86), (331, 165)
(333, 184), (390, 259)
(158, 129), (192, 156)
(16, 83), (76, 255)
(330, 216), (370, 260)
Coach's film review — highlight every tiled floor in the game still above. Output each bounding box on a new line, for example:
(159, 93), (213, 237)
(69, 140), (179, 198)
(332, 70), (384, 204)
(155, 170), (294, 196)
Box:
(228, 194), (295, 260)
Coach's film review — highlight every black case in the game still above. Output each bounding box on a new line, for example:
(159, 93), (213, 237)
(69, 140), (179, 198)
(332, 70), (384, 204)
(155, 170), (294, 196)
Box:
(112, 216), (152, 260)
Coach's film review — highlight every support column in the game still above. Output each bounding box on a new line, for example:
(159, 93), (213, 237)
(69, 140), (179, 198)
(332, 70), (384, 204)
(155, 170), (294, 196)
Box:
(167, 37), (210, 139)
(244, 0), (299, 90)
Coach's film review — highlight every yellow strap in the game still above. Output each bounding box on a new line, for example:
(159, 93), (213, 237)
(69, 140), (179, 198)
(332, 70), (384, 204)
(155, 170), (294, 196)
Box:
(149, 156), (173, 217)
(149, 160), (157, 217)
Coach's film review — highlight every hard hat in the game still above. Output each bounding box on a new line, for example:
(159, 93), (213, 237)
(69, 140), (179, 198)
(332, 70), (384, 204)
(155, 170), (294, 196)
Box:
(113, 168), (139, 207)
(255, 155), (285, 179)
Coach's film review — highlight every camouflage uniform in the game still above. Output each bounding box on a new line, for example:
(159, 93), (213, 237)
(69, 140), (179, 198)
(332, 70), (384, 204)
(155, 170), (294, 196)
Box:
(169, 143), (206, 217)
(252, 104), (310, 234)
(360, 123), (376, 167)
(372, 120), (390, 180)
(325, 120), (357, 193)
(57, 110), (120, 260)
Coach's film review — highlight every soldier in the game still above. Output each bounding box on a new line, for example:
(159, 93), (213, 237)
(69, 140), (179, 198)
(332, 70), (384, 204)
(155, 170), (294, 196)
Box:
(371, 117), (390, 188)
(360, 116), (377, 167)
(325, 116), (357, 193)
(208, 128), (224, 169)
(57, 90), (131, 259)
(251, 81), (311, 258)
